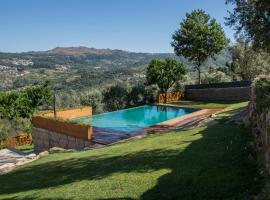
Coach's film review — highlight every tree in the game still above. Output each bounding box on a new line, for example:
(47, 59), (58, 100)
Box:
(202, 69), (232, 84)
(102, 84), (129, 111)
(127, 84), (145, 106)
(146, 58), (186, 103)
(226, 37), (270, 80)
(80, 90), (103, 114)
(226, 0), (270, 51)
(0, 81), (52, 120)
(171, 9), (228, 84)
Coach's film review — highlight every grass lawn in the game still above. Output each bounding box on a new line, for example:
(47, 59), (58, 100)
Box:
(170, 100), (246, 109)
(0, 101), (264, 199)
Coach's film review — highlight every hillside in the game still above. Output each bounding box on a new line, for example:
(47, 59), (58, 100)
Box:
(0, 47), (231, 91)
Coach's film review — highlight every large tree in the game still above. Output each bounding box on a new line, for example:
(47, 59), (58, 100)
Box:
(146, 58), (186, 103)
(226, 0), (270, 51)
(171, 9), (228, 84)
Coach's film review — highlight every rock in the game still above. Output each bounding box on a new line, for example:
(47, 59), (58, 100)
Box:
(49, 147), (65, 153)
(39, 151), (49, 157)
(26, 153), (37, 159)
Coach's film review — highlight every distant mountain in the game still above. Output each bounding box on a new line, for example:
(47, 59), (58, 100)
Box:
(45, 47), (132, 56)
(0, 46), (230, 70)
(0, 46), (231, 91)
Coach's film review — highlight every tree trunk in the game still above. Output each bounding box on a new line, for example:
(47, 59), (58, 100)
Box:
(198, 67), (201, 84)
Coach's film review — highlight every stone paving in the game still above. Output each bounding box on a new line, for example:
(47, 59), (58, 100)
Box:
(0, 148), (38, 174)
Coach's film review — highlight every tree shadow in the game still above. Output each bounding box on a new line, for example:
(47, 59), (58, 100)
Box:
(141, 124), (263, 200)
(0, 124), (263, 199)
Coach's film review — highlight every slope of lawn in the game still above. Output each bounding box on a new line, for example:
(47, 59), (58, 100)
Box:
(0, 101), (263, 200)
(170, 100), (245, 109)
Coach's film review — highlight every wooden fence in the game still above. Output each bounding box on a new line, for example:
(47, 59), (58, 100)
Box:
(0, 133), (32, 149)
(157, 92), (182, 103)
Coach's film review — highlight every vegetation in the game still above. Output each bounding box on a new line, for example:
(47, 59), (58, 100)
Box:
(226, 0), (270, 51)
(172, 9), (228, 84)
(80, 90), (104, 114)
(102, 84), (129, 111)
(0, 102), (263, 199)
(0, 81), (52, 120)
(102, 83), (159, 111)
(226, 36), (270, 80)
(0, 82), (52, 139)
(202, 67), (232, 84)
(146, 58), (186, 103)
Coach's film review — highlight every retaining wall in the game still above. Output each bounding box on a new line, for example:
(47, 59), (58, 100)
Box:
(32, 107), (93, 152)
(33, 127), (95, 152)
(185, 81), (251, 101)
(185, 87), (251, 101)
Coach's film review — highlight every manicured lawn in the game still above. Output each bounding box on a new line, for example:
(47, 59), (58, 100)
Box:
(170, 100), (247, 109)
(0, 102), (263, 199)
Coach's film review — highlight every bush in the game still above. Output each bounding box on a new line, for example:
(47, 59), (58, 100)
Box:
(202, 70), (232, 84)
(143, 85), (159, 104)
(0, 81), (52, 120)
(102, 84), (129, 111)
(80, 90), (103, 114)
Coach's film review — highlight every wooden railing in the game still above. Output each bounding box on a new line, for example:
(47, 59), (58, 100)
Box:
(0, 133), (32, 149)
(157, 92), (182, 103)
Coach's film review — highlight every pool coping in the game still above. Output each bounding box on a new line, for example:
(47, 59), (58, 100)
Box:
(91, 104), (221, 145)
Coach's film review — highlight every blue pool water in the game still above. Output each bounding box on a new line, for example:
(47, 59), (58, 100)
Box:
(74, 105), (198, 133)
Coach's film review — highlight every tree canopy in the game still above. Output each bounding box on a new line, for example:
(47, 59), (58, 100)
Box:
(146, 58), (186, 103)
(171, 9), (228, 84)
(226, 0), (270, 52)
(0, 81), (52, 120)
(226, 37), (270, 81)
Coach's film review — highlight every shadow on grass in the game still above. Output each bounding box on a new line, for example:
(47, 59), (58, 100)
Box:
(0, 124), (263, 199)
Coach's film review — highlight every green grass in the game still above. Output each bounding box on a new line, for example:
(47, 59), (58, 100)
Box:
(0, 102), (263, 200)
(170, 100), (247, 109)
(15, 144), (34, 154)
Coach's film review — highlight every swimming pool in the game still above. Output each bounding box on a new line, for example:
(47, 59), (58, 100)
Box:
(74, 105), (198, 133)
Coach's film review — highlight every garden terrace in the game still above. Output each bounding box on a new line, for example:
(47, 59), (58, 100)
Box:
(0, 101), (263, 200)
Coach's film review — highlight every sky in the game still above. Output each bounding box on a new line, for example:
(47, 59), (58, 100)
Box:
(0, 0), (235, 53)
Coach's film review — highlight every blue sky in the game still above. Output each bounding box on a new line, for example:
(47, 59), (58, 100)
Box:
(0, 0), (234, 53)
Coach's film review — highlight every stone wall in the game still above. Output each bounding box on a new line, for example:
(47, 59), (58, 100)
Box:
(185, 87), (251, 101)
(249, 75), (270, 176)
(33, 127), (95, 152)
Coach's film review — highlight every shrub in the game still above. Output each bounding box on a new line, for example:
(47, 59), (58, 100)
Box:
(144, 84), (159, 104)
(0, 81), (52, 120)
(102, 84), (129, 111)
(80, 90), (104, 114)
(202, 71), (232, 84)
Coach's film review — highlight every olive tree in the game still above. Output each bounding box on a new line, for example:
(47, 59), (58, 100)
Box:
(226, 37), (270, 80)
(226, 0), (270, 52)
(172, 9), (228, 84)
(146, 58), (186, 103)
